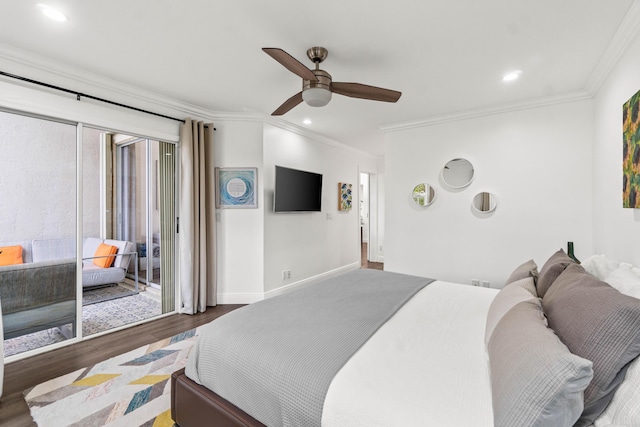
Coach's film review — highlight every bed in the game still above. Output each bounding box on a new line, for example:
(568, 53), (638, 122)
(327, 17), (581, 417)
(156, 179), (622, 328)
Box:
(171, 250), (640, 427)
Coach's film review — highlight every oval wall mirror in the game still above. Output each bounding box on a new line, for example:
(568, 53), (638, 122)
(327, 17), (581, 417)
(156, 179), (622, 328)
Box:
(472, 192), (497, 213)
(412, 183), (435, 207)
(443, 158), (474, 188)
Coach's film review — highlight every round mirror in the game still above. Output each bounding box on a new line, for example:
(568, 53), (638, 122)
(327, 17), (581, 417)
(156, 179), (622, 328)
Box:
(443, 158), (474, 188)
(412, 183), (435, 207)
(472, 192), (497, 213)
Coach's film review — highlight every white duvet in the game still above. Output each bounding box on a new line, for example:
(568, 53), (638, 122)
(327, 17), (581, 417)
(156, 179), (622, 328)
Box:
(321, 281), (499, 427)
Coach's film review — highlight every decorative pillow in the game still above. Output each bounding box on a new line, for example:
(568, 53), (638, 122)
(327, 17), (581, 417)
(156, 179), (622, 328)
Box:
(505, 259), (538, 287)
(542, 263), (640, 426)
(93, 243), (118, 268)
(0, 245), (23, 266)
(488, 299), (593, 427)
(605, 264), (640, 299)
(536, 248), (575, 298)
(593, 356), (640, 426)
(581, 254), (620, 280)
(484, 277), (537, 344)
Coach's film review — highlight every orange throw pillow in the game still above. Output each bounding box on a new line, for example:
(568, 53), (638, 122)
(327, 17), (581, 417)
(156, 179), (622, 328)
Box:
(93, 243), (118, 268)
(0, 245), (23, 266)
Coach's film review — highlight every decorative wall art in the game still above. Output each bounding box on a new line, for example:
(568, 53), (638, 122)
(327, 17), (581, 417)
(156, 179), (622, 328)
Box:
(623, 89), (640, 208)
(338, 182), (353, 211)
(215, 167), (258, 208)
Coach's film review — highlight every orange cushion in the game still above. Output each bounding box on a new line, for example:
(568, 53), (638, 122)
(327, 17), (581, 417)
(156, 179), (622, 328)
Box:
(93, 243), (118, 268)
(0, 245), (23, 266)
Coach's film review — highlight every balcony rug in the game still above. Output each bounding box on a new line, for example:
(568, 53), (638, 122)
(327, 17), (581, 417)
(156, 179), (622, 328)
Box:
(3, 287), (161, 357)
(23, 327), (201, 427)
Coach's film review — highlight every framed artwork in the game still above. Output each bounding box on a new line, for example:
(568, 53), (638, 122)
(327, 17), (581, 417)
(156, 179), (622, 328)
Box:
(623, 89), (640, 208)
(215, 167), (258, 209)
(338, 182), (352, 211)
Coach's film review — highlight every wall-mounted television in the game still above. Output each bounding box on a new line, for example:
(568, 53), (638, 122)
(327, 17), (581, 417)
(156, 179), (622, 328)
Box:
(274, 165), (323, 212)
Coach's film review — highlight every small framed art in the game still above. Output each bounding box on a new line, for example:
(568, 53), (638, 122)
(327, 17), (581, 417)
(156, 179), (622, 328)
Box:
(215, 167), (258, 208)
(338, 182), (353, 211)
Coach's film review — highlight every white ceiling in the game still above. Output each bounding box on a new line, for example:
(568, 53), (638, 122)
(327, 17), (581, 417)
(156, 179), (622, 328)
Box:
(0, 0), (636, 156)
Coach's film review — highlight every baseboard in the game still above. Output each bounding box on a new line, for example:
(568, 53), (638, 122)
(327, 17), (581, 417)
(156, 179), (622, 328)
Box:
(216, 262), (361, 304)
(264, 262), (361, 299)
(216, 292), (265, 305)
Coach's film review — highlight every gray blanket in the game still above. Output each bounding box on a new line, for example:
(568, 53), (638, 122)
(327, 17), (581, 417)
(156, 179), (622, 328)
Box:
(185, 269), (434, 427)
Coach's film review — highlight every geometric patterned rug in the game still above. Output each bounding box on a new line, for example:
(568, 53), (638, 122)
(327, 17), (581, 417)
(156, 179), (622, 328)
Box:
(23, 327), (201, 427)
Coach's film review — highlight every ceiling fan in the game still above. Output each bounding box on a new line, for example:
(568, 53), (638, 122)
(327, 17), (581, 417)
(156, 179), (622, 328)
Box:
(263, 46), (402, 116)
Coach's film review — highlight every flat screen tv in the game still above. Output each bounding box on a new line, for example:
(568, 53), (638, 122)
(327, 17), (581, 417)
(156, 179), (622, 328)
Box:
(274, 165), (323, 212)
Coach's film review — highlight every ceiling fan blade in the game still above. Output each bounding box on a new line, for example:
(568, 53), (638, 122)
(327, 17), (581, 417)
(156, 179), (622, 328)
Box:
(263, 48), (318, 81)
(331, 82), (402, 103)
(271, 92), (304, 116)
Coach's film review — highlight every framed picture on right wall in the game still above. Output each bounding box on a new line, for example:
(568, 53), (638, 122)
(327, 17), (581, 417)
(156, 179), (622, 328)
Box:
(623, 89), (640, 208)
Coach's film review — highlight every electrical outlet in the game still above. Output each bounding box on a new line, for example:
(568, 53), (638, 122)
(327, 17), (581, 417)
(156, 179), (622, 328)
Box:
(282, 270), (292, 280)
(286, 270), (291, 279)
(471, 279), (480, 286)
(482, 280), (490, 288)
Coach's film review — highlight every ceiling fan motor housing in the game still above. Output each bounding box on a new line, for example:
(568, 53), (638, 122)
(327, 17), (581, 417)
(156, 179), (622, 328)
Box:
(302, 69), (332, 107)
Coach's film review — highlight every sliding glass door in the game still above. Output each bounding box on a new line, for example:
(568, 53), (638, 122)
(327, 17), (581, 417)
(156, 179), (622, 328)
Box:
(82, 128), (177, 336)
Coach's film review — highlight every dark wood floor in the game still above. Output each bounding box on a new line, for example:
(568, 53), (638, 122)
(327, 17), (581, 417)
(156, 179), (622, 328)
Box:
(361, 242), (384, 270)
(0, 305), (243, 427)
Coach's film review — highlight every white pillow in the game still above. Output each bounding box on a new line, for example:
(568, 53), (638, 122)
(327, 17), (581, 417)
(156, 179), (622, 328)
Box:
(605, 264), (640, 299)
(594, 356), (640, 426)
(581, 254), (619, 280)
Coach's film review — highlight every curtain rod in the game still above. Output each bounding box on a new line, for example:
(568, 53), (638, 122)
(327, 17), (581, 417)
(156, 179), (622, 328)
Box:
(0, 70), (215, 129)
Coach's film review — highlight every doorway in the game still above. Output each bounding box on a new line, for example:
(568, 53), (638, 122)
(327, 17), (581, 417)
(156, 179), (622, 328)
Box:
(360, 172), (383, 270)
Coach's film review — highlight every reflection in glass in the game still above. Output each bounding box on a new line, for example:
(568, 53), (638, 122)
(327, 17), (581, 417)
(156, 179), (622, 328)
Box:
(412, 183), (436, 206)
(472, 192), (497, 213)
(0, 110), (77, 357)
(443, 158), (474, 188)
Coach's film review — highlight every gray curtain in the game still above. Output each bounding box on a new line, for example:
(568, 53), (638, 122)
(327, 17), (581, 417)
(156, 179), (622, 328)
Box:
(179, 119), (216, 314)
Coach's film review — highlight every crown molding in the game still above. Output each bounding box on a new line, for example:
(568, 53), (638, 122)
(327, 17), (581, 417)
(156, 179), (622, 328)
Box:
(0, 42), (267, 124)
(265, 117), (379, 160)
(380, 90), (592, 133)
(585, 0), (640, 95)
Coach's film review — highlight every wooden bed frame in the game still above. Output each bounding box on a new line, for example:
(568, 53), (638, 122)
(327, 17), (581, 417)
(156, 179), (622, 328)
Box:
(171, 368), (266, 427)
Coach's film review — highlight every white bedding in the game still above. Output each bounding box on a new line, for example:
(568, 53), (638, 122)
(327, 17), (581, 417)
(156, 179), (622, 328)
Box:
(322, 280), (499, 427)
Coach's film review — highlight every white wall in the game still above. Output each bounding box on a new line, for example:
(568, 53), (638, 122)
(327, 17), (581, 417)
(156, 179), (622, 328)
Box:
(384, 100), (594, 287)
(213, 120), (265, 303)
(593, 31), (640, 266)
(262, 124), (378, 295)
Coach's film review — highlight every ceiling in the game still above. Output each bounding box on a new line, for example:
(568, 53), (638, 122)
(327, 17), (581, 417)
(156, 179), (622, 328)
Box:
(0, 0), (636, 157)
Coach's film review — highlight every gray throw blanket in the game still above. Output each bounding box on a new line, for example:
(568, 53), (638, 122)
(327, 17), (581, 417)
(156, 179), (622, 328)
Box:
(186, 269), (434, 427)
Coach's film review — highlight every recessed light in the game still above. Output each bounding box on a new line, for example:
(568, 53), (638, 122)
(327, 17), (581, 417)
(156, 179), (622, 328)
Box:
(37, 4), (68, 22)
(502, 70), (522, 82)
(303, 118), (312, 125)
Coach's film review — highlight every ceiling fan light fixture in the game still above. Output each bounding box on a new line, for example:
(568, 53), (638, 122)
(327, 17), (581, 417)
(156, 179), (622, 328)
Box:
(302, 88), (332, 107)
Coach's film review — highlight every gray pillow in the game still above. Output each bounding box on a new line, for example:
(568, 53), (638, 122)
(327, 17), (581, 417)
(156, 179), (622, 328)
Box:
(484, 277), (537, 344)
(536, 249), (575, 298)
(542, 263), (640, 426)
(488, 299), (593, 427)
(505, 259), (538, 287)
